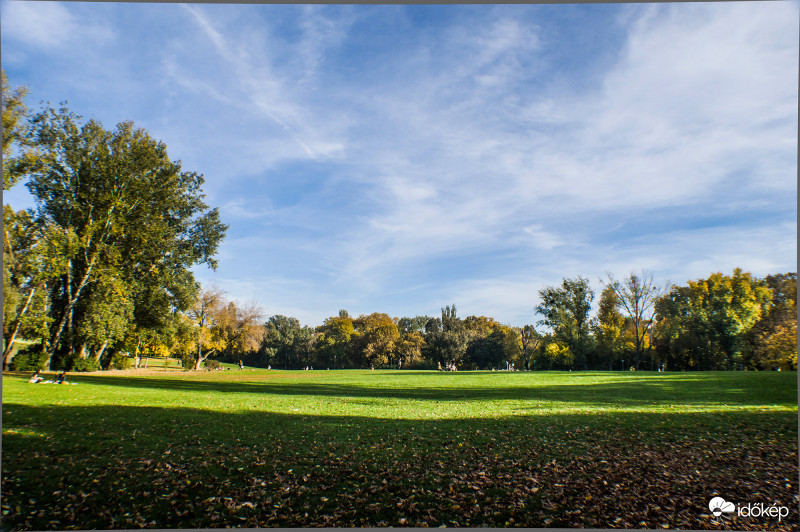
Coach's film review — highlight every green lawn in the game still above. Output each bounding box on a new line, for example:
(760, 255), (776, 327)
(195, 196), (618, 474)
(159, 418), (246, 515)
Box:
(2, 370), (797, 530)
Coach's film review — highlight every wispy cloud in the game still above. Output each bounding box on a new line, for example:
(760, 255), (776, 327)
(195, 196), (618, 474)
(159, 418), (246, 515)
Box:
(3, 2), (795, 326)
(2, 1), (112, 50)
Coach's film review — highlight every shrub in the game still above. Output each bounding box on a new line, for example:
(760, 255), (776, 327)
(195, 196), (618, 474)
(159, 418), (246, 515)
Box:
(204, 359), (222, 371)
(180, 352), (197, 370)
(111, 352), (132, 370)
(69, 357), (100, 372)
(9, 345), (49, 371)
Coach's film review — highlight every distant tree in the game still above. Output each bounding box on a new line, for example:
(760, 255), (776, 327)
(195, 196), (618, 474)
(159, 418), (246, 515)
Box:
(184, 286), (227, 370)
(397, 316), (431, 336)
(263, 315), (311, 370)
(518, 324), (542, 371)
(353, 313), (401, 367)
(465, 326), (516, 370)
(592, 285), (626, 370)
(535, 276), (594, 370)
(603, 272), (665, 370)
(423, 305), (472, 367)
(655, 269), (771, 370)
(315, 314), (356, 369)
(747, 272), (797, 370)
(217, 301), (265, 363)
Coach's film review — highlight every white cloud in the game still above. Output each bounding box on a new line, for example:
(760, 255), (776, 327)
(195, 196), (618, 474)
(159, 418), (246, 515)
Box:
(329, 1), (797, 292)
(2, 1), (112, 49)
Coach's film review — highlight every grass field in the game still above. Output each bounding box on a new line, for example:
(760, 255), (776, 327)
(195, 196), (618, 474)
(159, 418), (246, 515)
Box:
(2, 369), (798, 530)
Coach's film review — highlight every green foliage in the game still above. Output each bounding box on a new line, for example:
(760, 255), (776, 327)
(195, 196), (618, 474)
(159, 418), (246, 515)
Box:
(2, 70), (40, 191)
(68, 357), (101, 372)
(8, 344), (49, 371)
(536, 276), (594, 369)
(23, 105), (227, 363)
(656, 269), (772, 370)
(110, 352), (133, 370)
(203, 359), (222, 371)
(315, 314), (355, 369)
(352, 312), (400, 366)
(263, 314), (314, 369)
(180, 351), (197, 370)
(592, 285), (626, 369)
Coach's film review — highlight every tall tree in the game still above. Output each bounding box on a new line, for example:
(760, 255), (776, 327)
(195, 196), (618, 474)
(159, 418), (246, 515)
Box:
(535, 276), (594, 369)
(3, 208), (74, 368)
(655, 269), (771, 370)
(352, 313), (401, 367)
(592, 285), (627, 370)
(263, 315), (311, 370)
(2, 70), (40, 190)
(24, 106), (226, 367)
(423, 305), (472, 367)
(603, 272), (665, 370)
(184, 286), (227, 370)
(747, 272), (797, 370)
(518, 324), (542, 371)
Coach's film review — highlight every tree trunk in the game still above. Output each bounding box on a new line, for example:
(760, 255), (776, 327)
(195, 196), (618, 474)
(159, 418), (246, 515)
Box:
(3, 285), (38, 367)
(194, 349), (214, 371)
(94, 340), (109, 364)
(46, 254), (99, 366)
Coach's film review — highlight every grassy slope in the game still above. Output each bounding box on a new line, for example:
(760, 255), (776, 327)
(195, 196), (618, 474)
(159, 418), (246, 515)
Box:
(2, 370), (798, 530)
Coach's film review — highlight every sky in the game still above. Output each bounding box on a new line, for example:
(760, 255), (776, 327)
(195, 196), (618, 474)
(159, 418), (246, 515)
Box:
(1, 1), (798, 327)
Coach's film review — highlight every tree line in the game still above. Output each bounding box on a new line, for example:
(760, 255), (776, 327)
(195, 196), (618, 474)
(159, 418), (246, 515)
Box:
(3, 74), (796, 372)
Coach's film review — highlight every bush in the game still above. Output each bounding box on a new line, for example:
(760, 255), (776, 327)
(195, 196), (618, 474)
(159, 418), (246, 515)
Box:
(9, 345), (49, 371)
(203, 359), (222, 371)
(180, 352), (197, 370)
(111, 352), (132, 370)
(69, 357), (100, 372)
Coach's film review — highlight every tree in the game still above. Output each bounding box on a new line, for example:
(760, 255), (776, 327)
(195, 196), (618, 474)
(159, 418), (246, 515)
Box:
(535, 276), (594, 370)
(315, 313), (356, 369)
(747, 272), (797, 369)
(185, 286), (227, 370)
(655, 269), (771, 370)
(602, 273), (666, 370)
(423, 305), (472, 367)
(219, 301), (266, 363)
(592, 285), (627, 370)
(3, 207), (76, 369)
(23, 106), (227, 367)
(263, 315), (311, 370)
(2, 70), (40, 190)
(518, 324), (542, 371)
(352, 313), (400, 367)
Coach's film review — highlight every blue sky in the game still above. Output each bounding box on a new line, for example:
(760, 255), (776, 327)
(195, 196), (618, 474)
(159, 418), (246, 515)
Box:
(2, 1), (797, 327)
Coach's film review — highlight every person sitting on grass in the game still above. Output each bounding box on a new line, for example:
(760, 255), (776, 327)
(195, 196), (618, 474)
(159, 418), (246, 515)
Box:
(56, 371), (67, 384)
(28, 370), (43, 383)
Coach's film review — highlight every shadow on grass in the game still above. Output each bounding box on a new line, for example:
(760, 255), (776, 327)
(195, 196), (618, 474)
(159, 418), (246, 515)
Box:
(2, 401), (798, 530)
(50, 371), (799, 407)
(3, 404), (797, 530)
